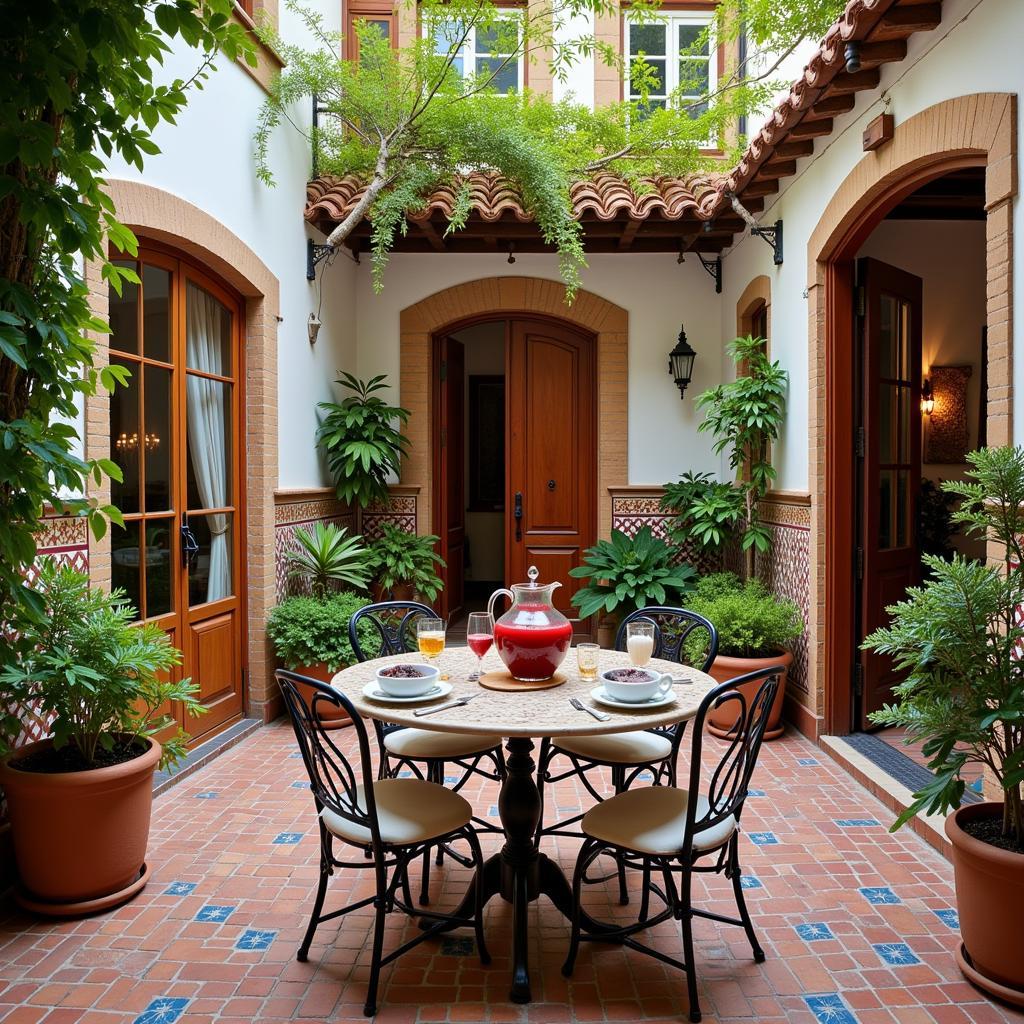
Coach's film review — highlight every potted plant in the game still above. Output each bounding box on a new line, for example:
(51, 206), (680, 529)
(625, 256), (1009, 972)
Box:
(662, 335), (788, 578)
(568, 527), (696, 647)
(366, 523), (445, 603)
(863, 446), (1024, 1004)
(285, 521), (371, 596)
(0, 560), (204, 916)
(684, 572), (803, 739)
(316, 373), (410, 509)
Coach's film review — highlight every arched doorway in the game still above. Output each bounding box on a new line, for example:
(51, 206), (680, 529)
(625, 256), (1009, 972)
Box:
(431, 316), (596, 629)
(807, 93), (1016, 736)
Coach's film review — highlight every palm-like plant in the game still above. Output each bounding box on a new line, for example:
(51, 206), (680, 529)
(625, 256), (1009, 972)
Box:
(316, 374), (410, 509)
(568, 527), (696, 620)
(286, 522), (371, 597)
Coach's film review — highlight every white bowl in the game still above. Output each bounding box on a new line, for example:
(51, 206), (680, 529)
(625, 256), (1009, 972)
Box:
(375, 663), (440, 697)
(599, 667), (672, 704)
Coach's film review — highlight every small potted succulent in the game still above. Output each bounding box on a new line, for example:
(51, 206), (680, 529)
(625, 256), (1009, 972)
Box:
(683, 572), (803, 739)
(863, 446), (1024, 1003)
(568, 527), (696, 647)
(0, 560), (204, 915)
(366, 523), (445, 603)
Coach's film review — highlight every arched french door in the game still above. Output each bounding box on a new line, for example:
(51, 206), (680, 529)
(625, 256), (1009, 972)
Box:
(107, 244), (246, 742)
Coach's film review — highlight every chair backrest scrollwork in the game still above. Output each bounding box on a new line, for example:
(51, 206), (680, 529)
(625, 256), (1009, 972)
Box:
(349, 601), (437, 663)
(614, 606), (719, 674)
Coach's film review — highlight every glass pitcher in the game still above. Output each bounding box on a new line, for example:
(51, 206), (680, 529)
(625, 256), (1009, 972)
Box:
(487, 567), (573, 681)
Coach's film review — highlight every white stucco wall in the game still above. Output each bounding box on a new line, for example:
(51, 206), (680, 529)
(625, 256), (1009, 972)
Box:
(720, 0), (1022, 493)
(100, 4), (356, 491)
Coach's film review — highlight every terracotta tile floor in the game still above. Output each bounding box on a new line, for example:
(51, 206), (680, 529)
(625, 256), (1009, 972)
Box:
(1, 722), (1022, 1024)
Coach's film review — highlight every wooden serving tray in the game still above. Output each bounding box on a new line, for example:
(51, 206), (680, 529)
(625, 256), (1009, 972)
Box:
(478, 669), (568, 692)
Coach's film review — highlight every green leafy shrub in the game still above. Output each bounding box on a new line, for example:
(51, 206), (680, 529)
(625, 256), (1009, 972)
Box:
(684, 572), (802, 661)
(569, 527), (696, 620)
(367, 524), (445, 602)
(0, 560), (204, 772)
(286, 522), (371, 596)
(316, 374), (410, 509)
(266, 592), (373, 673)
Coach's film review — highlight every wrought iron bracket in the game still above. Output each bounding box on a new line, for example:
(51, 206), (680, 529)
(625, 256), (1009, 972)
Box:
(698, 253), (722, 293)
(307, 237), (334, 281)
(751, 219), (783, 265)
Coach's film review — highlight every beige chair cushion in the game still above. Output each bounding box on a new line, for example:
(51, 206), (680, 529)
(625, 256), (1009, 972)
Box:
(384, 727), (502, 760)
(320, 778), (471, 847)
(552, 729), (672, 765)
(581, 785), (736, 856)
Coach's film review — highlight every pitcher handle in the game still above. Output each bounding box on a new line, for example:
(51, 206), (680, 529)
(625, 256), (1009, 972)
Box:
(488, 588), (514, 621)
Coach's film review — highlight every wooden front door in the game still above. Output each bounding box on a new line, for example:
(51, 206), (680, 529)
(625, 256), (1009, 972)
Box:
(855, 257), (923, 721)
(108, 248), (246, 744)
(434, 335), (466, 620)
(507, 319), (596, 631)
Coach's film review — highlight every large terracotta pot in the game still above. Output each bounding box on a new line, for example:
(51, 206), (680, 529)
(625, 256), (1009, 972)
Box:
(946, 802), (1024, 1006)
(596, 614), (620, 650)
(0, 736), (160, 916)
(705, 650), (791, 740)
(290, 662), (352, 728)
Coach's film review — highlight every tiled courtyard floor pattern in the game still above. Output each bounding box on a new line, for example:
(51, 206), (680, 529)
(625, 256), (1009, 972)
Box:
(1, 722), (1022, 1024)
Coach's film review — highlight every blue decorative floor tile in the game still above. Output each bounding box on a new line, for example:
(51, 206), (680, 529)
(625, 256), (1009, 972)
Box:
(747, 788), (766, 797)
(194, 791), (218, 799)
(873, 942), (921, 966)
(398, 770), (414, 778)
(164, 881), (196, 897)
(488, 805), (500, 817)
(133, 997), (190, 1024)
(797, 758), (820, 766)
(290, 780), (308, 789)
(859, 886), (901, 905)
(288, 751), (304, 758)
(835, 819), (879, 827)
(739, 875), (762, 890)
(803, 993), (857, 1024)
(748, 831), (779, 846)
(235, 929), (278, 951)
(195, 905), (236, 923)
(933, 908), (959, 929)
(443, 775), (459, 784)
(440, 936), (475, 956)
(272, 832), (303, 845)
(795, 922), (834, 942)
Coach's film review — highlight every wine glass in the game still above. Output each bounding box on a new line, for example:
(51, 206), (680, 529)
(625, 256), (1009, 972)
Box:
(626, 621), (655, 668)
(417, 617), (447, 678)
(466, 612), (494, 681)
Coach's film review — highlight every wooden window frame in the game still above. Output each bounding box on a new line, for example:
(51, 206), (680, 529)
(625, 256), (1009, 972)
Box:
(420, 8), (528, 92)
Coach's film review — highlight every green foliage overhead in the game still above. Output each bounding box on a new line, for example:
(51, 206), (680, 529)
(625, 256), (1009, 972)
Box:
(287, 522), (372, 596)
(0, 0), (254, 639)
(0, 561), (205, 771)
(683, 571), (802, 661)
(266, 592), (374, 673)
(367, 523), (446, 603)
(864, 446), (1024, 850)
(569, 527), (696, 620)
(316, 373), (410, 509)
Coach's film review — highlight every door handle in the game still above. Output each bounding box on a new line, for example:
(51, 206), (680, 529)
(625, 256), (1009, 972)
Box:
(514, 492), (523, 542)
(180, 520), (200, 570)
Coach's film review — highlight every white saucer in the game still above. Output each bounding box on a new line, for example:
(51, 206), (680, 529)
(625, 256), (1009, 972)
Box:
(362, 681), (453, 704)
(591, 685), (677, 710)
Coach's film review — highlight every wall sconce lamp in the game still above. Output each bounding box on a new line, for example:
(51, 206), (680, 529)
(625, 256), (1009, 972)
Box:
(307, 312), (322, 345)
(921, 377), (934, 415)
(668, 325), (697, 399)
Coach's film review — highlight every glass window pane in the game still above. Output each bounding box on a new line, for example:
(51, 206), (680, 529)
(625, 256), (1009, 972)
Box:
(477, 23), (517, 54)
(186, 281), (231, 377)
(435, 19), (464, 53)
(188, 513), (233, 606)
(630, 58), (666, 96)
(144, 365), (172, 513)
(108, 261), (139, 354)
(111, 357), (141, 515)
(899, 300), (911, 379)
(630, 24), (666, 55)
(111, 520), (143, 620)
(878, 470), (894, 550)
(896, 470), (910, 547)
(879, 295), (897, 377)
(898, 385), (911, 462)
(678, 24), (709, 54)
(364, 18), (389, 41)
(878, 383), (898, 464)
(142, 264), (171, 362)
(679, 58), (709, 93)
(186, 374), (232, 511)
(476, 57), (518, 92)
(144, 519), (174, 618)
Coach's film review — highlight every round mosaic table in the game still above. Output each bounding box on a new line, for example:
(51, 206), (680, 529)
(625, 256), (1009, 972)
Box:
(332, 647), (717, 1004)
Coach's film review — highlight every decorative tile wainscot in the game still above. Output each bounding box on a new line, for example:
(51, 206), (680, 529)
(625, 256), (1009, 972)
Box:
(273, 489), (354, 599)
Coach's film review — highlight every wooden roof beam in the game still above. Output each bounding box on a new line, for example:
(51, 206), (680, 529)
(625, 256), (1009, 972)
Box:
(410, 217), (447, 252)
(756, 158), (797, 180)
(807, 94), (856, 118)
(858, 39), (908, 67)
(873, 3), (941, 40)
(617, 217), (642, 250)
(773, 139), (815, 160)
(788, 117), (834, 139)
(742, 179), (780, 199)
(827, 68), (881, 95)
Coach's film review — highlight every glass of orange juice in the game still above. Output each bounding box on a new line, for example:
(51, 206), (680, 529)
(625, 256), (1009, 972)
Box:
(417, 618), (447, 677)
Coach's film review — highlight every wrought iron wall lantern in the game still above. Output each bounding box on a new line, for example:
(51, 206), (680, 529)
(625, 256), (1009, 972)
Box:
(668, 326), (697, 398)
(921, 377), (934, 415)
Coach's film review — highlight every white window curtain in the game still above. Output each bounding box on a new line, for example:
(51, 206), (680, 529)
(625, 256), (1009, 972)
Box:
(186, 282), (231, 603)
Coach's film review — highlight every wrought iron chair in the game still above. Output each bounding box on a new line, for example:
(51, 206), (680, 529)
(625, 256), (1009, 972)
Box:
(277, 670), (489, 1017)
(561, 668), (779, 1024)
(535, 607), (717, 902)
(349, 601), (505, 902)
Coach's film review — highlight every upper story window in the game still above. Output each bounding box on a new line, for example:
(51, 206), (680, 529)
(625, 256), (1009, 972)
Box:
(346, 2), (396, 61)
(430, 16), (523, 94)
(625, 11), (715, 115)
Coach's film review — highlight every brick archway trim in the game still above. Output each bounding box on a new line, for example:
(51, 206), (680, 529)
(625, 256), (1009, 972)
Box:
(90, 179), (281, 722)
(806, 92), (1016, 733)
(736, 274), (772, 344)
(399, 277), (628, 542)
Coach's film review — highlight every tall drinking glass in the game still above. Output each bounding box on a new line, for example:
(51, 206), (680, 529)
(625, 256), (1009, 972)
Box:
(626, 621), (655, 668)
(466, 612), (494, 681)
(417, 618), (446, 678)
